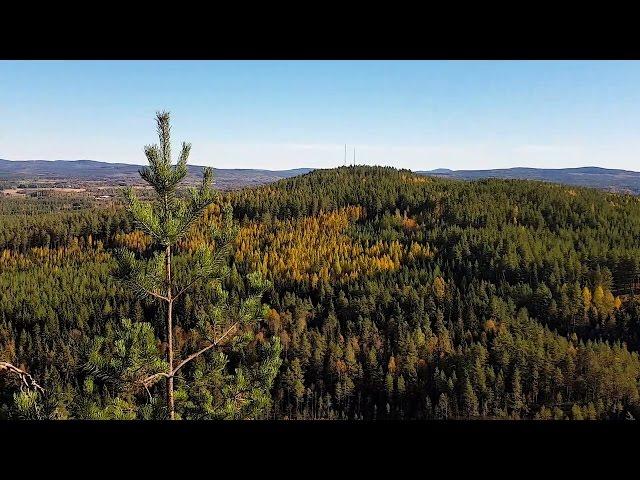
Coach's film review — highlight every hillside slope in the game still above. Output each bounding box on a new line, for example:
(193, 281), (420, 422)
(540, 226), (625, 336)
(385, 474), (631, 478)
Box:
(2, 165), (640, 420)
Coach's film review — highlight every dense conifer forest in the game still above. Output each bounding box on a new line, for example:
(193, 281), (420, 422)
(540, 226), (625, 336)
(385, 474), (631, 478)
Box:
(2, 165), (640, 420)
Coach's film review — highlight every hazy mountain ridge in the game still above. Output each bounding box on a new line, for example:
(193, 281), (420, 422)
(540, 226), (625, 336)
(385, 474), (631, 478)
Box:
(418, 166), (640, 194)
(2, 159), (640, 194)
(0, 159), (313, 190)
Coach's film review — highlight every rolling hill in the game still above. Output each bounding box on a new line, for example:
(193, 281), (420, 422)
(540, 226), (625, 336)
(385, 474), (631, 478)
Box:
(418, 166), (640, 194)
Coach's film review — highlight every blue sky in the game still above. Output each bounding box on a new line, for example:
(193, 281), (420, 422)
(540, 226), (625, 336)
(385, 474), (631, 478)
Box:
(1, 60), (640, 171)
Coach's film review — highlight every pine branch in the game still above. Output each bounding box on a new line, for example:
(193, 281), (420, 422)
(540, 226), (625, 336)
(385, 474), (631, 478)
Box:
(114, 249), (170, 301)
(157, 111), (172, 164)
(175, 142), (191, 181)
(173, 243), (231, 300)
(122, 188), (164, 242)
(173, 168), (218, 240)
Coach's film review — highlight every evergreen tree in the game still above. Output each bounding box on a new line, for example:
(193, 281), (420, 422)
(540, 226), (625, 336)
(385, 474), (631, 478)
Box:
(111, 112), (281, 419)
(462, 378), (479, 418)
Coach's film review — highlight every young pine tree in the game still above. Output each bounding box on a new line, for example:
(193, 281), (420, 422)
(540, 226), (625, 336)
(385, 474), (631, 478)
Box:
(90, 111), (281, 420)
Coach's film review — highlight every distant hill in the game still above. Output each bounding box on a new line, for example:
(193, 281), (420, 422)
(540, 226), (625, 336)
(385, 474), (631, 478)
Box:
(3, 159), (640, 194)
(0, 159), (313, 190)
(417, 166), (640, 194)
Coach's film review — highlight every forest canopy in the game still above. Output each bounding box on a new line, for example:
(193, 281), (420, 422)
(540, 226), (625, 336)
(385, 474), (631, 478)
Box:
(2, 165), (640, 420)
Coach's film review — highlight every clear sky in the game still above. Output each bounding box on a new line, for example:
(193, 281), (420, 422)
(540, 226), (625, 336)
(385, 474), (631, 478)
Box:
(1, 60), (640, 171)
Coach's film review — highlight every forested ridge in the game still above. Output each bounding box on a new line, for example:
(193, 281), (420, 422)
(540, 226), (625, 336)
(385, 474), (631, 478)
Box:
(2, 165), (640, 419)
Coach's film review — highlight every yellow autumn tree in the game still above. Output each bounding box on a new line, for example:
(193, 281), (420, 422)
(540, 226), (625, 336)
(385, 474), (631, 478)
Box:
(582, 286), (592, 311)
(433, 276), (446, 300)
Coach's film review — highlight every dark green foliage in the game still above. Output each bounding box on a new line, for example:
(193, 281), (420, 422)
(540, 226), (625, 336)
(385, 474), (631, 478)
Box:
(106, 111), (281, 419)
(2, 165), (640, 419)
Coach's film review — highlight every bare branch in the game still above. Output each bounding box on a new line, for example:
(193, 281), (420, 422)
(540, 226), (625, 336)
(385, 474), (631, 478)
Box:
(141, 288), (170, 303)
(143, 384), (153, 403)
(171, 322), (239, 377)
(139, 322), (240, 391)
(0, 361), (45, 395)
(123, 278), (169, 303)
(140, 371), (171, 389)
(173, 275), (209, 301)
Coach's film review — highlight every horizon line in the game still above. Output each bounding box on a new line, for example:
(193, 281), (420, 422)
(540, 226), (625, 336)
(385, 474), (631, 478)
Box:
(1, 157), (640, 174)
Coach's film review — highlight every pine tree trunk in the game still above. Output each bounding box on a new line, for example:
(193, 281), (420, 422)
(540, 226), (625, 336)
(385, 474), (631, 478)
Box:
(166, 244), (175, 420)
